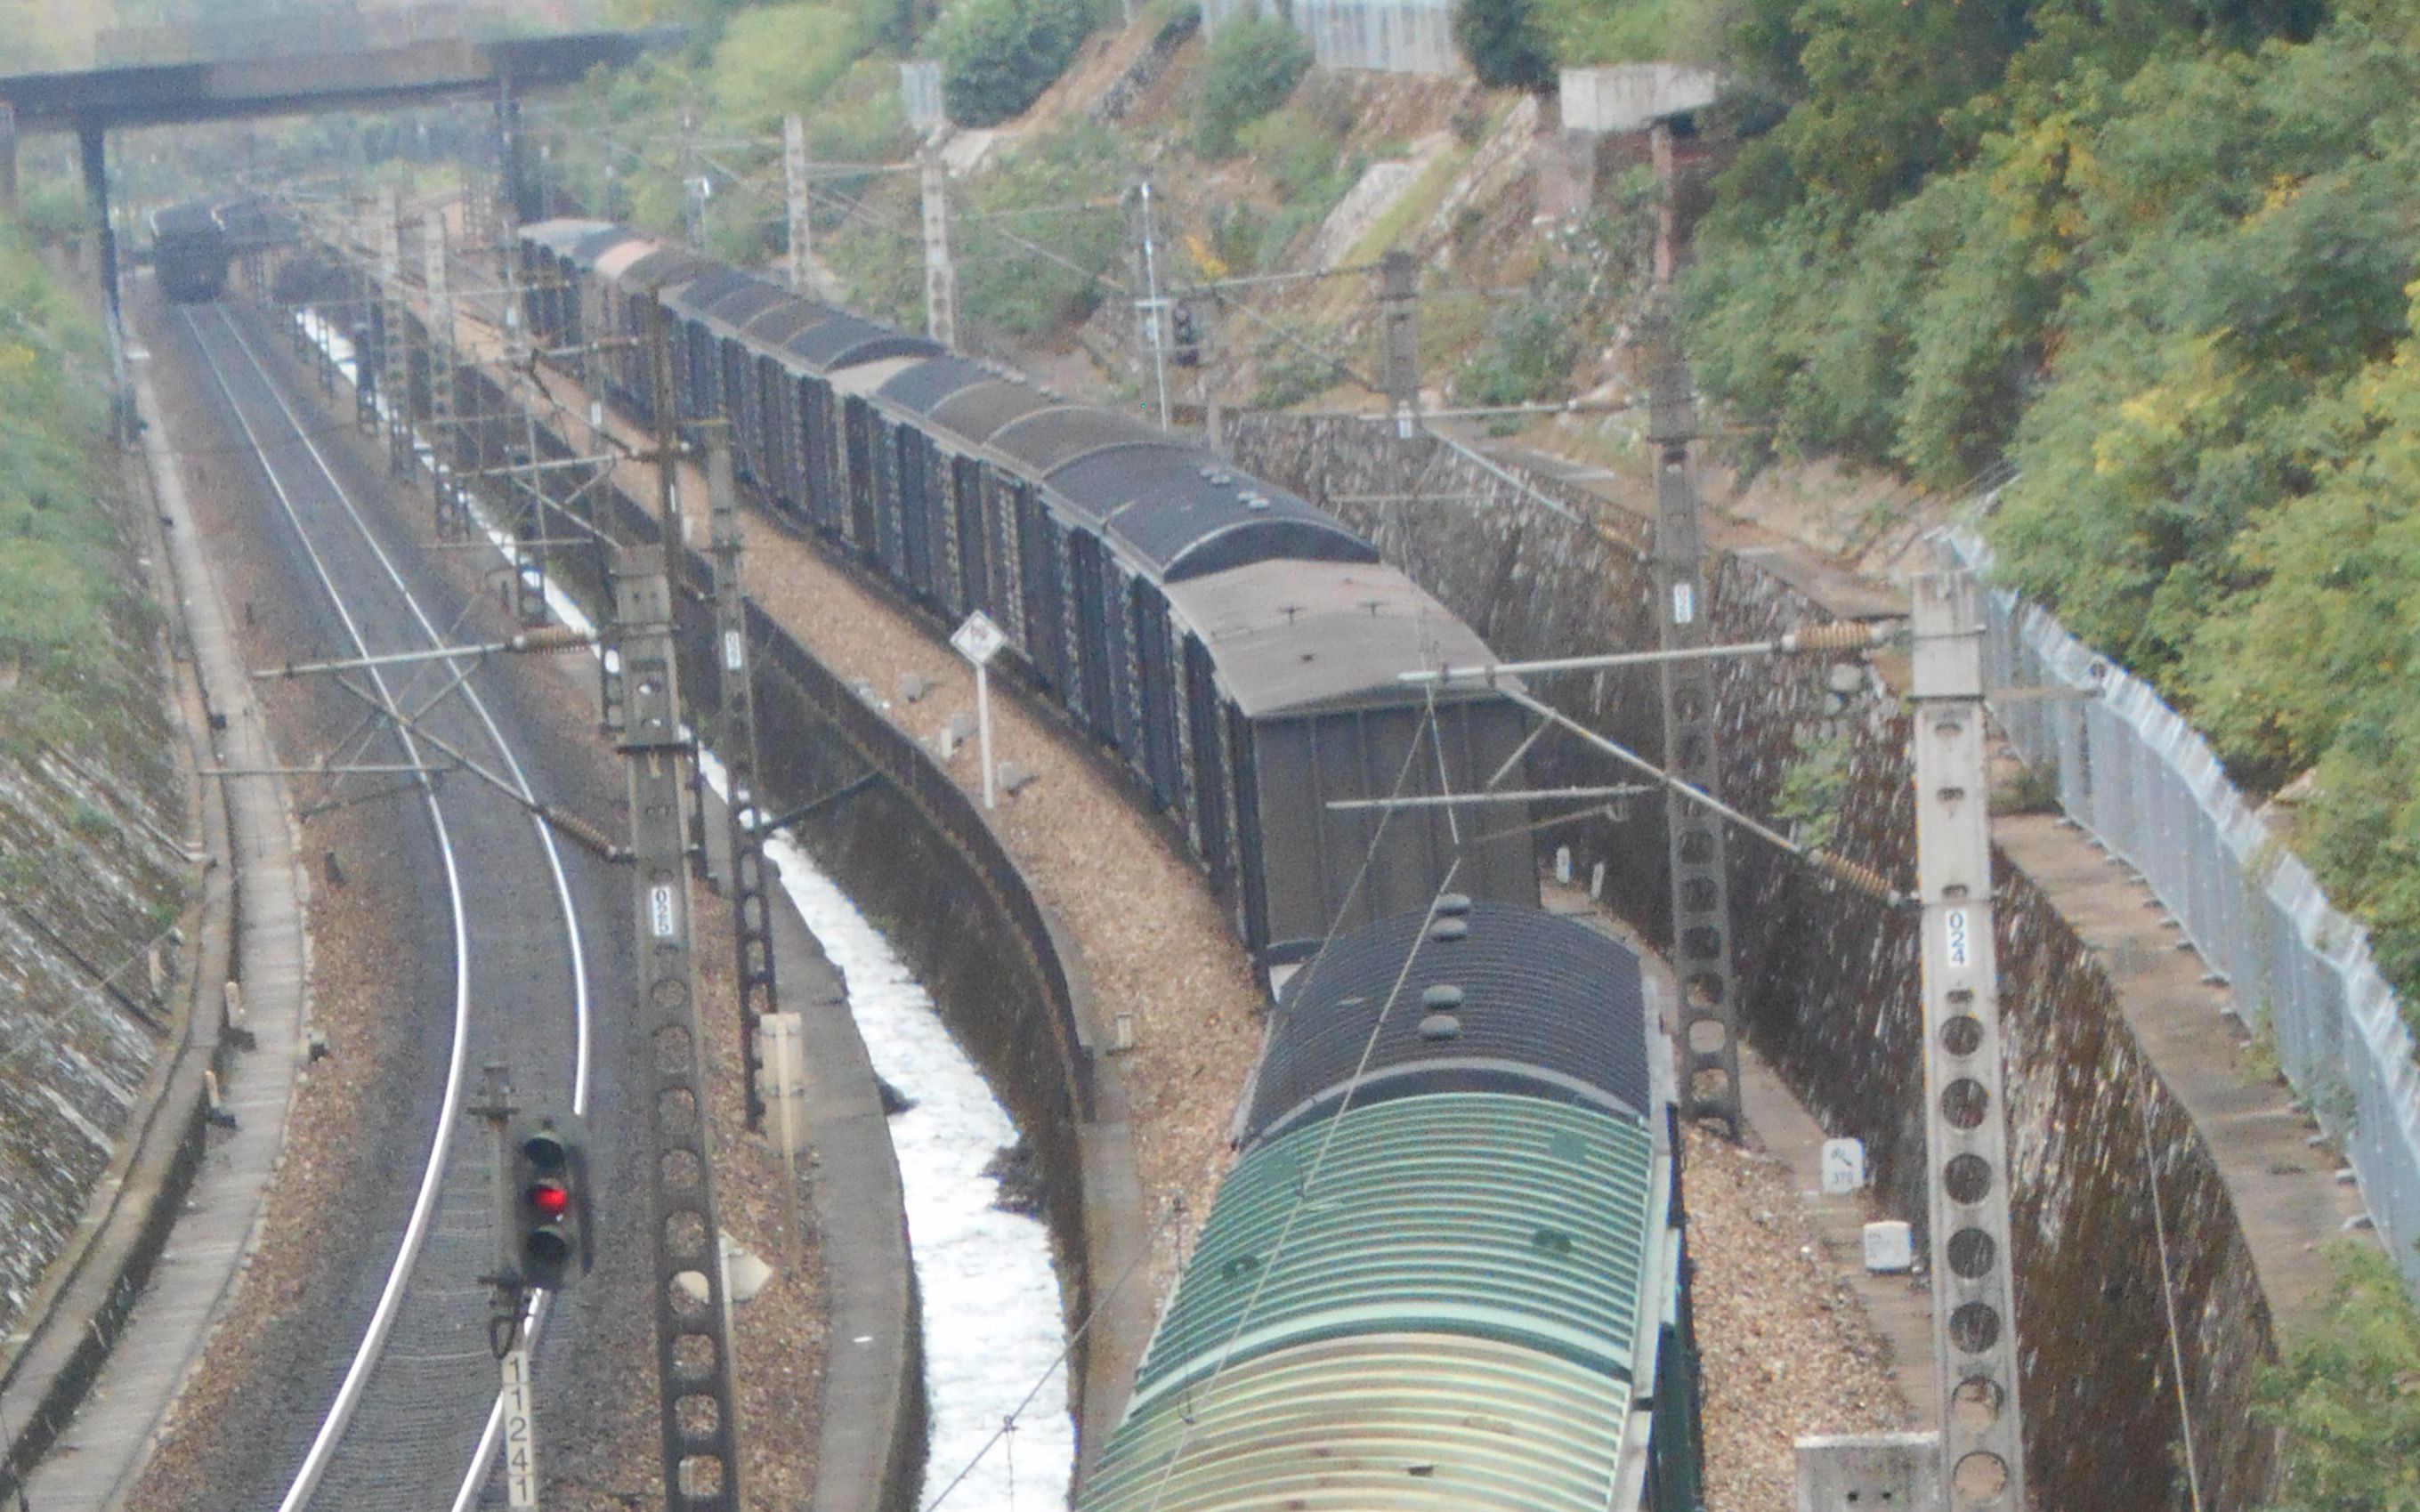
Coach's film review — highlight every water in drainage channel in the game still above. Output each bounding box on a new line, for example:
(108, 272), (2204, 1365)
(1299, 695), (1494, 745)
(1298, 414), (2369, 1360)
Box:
(303, 310), (1077, 1508)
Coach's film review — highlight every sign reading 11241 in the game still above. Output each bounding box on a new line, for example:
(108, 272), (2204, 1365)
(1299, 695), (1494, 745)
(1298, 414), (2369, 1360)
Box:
(502, 1345), (538, 1508)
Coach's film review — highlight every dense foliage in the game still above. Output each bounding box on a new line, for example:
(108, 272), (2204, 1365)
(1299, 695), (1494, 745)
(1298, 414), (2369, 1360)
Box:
(0, 216), (151, 751)
(1683, 0), (2420, 1012)
(1191, 17), (1314, 158)
(936, 0), (1100, 126)
(2260, 1243), (2420, 1509)
(958, 120), (1133, 336)
(1451, 0), (1557, 91)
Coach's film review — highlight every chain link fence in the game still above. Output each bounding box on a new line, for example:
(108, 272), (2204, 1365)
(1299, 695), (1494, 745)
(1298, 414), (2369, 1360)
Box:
(1948, 530), (2420, 1292)
(1198, 0), (1464, 76)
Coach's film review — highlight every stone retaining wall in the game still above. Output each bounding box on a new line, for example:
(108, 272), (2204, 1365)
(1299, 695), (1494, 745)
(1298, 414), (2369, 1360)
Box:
(1227, 411), (2276, 1511)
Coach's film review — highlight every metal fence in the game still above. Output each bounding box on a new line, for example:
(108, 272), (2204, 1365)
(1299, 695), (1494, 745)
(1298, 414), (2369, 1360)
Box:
(1199, 0), (1464, 76)
(1948, 530), (2420, 1292)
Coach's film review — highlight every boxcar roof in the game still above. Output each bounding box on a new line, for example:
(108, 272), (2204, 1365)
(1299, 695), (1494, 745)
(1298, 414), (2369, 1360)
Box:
(781, 311), (942, 369)
(744, 301), (830, 346)
(667, 267), (756, 316)
(1080, 1331), (1633, 1512)
(571, 224), (635, 263)
(829, 353), (931, 400)
(876, 354), (998, 416)
(589, 236), (663, 282)
(927, 376), (1052, 442)
(988, 406), (1161, 481)
(699, 279), (793, 335)
(611, 246), (720, 292)
(519, 218), (618, 260)
(1161, 558), (1501, 716)
(1051, 445), (1377, 582)
(1245, 899), (1653, 1146)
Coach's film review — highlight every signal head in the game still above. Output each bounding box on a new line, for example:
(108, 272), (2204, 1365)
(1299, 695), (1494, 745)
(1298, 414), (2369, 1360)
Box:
(512, 1123), (585, 1290)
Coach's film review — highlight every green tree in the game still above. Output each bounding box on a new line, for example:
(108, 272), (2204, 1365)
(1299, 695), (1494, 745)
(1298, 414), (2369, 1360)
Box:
(710, 4), (867, 127)
(1452, 0), (1555, 93)
(1192, 17), (1313, 158)
(959, 121), (1131, 336)
(936, 0), (1098, 127)
(2259, 1244), (2420, 1510)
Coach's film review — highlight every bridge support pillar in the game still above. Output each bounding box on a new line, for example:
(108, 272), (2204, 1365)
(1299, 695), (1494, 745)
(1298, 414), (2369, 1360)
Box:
(0, 105), (18, 213)
(77, 119), (116, 323)
(496, 76), (533, 230)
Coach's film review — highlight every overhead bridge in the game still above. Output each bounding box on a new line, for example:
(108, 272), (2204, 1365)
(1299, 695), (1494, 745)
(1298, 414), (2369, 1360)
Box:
(0, 21), (676, 330)
(0, 28), (675, 135)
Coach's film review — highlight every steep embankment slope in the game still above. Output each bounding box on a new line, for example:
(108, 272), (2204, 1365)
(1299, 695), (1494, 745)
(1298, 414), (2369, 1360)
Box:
(0, 228), (191, 1341)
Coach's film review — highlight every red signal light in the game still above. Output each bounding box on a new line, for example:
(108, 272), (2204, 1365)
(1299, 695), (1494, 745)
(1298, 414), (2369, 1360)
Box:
(529, 1181), (571, 1220)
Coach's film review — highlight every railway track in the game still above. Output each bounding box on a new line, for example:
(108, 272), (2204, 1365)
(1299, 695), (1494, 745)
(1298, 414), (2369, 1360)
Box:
(177, 299), (604, 1510)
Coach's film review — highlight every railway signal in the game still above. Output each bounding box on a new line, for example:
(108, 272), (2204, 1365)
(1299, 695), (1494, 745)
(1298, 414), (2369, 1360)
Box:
(1170, 303), (1201, 367)
(511, 1119), (589, 1290)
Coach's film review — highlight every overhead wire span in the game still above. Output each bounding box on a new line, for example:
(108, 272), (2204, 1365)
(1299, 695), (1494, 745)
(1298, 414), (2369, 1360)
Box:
(1135, 708), (1475, 1512)
(1497, 684), (1901, 904)
(922, 714), (1446, 1511)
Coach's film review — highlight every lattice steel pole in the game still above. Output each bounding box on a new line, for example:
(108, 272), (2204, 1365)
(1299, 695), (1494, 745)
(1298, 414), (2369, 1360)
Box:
(0, 104), (16, 213)
(1378, 249), (1420, 438)
(355, 197), (384, 433)
(784, 113), (813, 295)
(706, 433), (776, 1130)
(375, 188), (410, 476)
(423, 209), (465, 538)
(919, 141), (957, 349)
(621, 295), (743, 1512)
(1648, 318), (1743, 1138)
(1912, 570), (2027, 1512)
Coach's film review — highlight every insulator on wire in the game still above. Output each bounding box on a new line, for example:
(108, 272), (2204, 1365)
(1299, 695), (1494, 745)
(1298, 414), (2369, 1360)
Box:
(1811, 849), (1898, 902)
(544, 806), (623, 860)
(1782, 620), (1895, 655)
(509, 625), (595, 654)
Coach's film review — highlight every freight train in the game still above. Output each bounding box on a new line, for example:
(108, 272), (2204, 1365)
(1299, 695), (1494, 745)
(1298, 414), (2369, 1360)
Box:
(508, 219), (1704, 1509)
(150, 201), (230, 302)
(151, 197), (290, 303)
(1082, 896), (1702, 1511)
(515, 219), (1539, 971)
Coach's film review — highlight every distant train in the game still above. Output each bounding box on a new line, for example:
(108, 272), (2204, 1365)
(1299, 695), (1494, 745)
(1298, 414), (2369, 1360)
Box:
(501, 219), (1705, 1509)
(150, 202), (229, 302)
(518, 219), (1540, 971)
(151, 197), (290, 303)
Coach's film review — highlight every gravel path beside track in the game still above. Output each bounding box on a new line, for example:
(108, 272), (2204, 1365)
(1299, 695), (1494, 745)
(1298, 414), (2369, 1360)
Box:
(1683, 1124), (1910, 1510)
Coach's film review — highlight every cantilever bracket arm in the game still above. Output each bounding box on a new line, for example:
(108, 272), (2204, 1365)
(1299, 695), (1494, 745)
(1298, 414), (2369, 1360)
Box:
(1499, 685), (1901, 904)
(324, 672), (627, 862)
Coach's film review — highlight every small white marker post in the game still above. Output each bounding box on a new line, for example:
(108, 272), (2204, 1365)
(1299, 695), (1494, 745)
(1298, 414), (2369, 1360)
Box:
(950, 610), (1007, 810)
(501, 1344), (538, 1508)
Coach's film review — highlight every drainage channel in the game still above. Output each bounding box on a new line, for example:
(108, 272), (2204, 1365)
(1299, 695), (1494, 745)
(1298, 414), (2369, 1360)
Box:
(756, 821), (1074, 1511)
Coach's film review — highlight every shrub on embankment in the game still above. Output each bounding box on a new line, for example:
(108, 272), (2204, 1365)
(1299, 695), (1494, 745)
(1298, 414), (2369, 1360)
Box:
(2261, 1242), (2420, 1511)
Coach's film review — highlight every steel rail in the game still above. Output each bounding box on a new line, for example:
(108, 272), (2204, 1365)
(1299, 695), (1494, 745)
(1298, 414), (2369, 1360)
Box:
(267, 307), (610, 1511)
(207, 305), (597, 1508)
(181, 307), (481, 1512)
